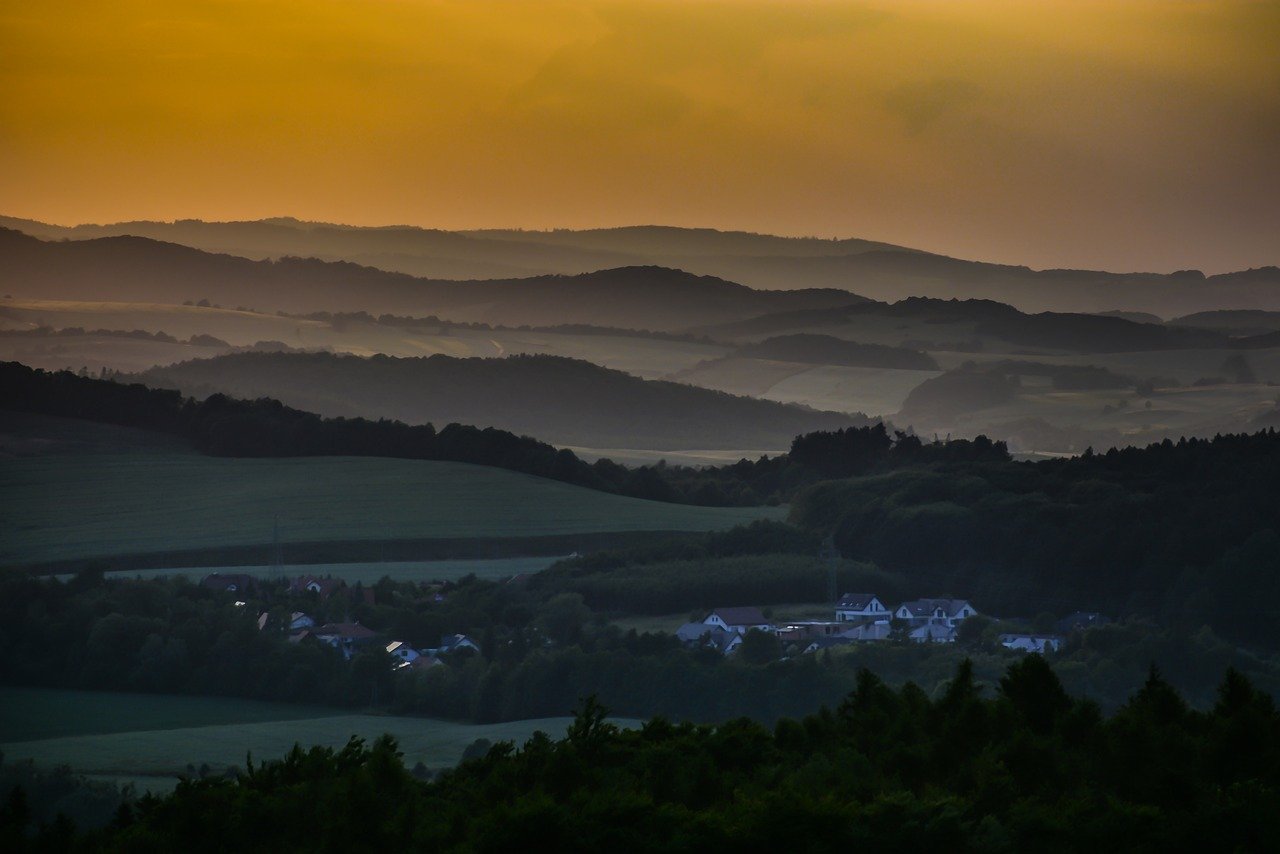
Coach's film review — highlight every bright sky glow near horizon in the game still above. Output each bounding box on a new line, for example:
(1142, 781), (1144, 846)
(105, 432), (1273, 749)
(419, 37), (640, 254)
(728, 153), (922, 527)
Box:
(1, 1), (1277, 272)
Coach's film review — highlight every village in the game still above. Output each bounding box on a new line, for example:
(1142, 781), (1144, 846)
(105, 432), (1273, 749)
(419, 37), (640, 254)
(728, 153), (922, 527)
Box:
(202, 571), (1109, 669)
(675, 594), (1108, 657)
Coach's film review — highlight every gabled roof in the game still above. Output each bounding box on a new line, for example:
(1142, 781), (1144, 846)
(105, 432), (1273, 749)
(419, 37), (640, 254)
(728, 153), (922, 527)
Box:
(706, 607), (769, 627)
(201, 573), (256, 592)
(837, 593), (881, 609)
(291, 575), (345, 597)
(676, 622), (715, 643)
(897, 598), (973, 618)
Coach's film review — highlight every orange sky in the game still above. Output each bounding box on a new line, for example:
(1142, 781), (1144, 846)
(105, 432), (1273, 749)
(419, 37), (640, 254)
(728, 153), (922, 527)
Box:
(1, 1), (1277, 272)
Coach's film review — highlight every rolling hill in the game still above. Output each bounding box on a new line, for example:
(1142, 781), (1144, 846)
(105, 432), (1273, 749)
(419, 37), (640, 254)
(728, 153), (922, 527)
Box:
(6, 216), (1278, 316)
(135, 351), (867, 450)
(0, 228), (860, 330)
(0, 413), (784, 568)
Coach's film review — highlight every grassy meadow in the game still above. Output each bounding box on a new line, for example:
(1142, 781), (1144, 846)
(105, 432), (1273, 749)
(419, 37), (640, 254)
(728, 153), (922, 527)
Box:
(0, 453), (783, 566)
(0, 414), (783, 567)
(0, 687), (638, 794)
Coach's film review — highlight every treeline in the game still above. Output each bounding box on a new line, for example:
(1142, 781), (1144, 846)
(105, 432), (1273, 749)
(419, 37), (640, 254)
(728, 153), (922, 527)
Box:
(284, 309), (720, 344)
(4, 567), (1277, 727)
(22, 661), (1280, 850)
(790, 429), (1280, 649)
(0, 361), (1004, 506)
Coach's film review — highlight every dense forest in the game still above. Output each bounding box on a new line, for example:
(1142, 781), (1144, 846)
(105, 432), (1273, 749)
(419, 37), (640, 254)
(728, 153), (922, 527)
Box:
(133, 351), (865, 450)
(790, 430), (1280, 649)
(9, 659), (1280, 850)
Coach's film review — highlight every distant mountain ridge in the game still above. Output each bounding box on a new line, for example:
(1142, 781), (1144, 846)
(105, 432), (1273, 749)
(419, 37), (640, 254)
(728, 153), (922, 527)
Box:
(0, 228), (860, 330)
(4, 215), (1277, 315)
(135, 351), (869, 450)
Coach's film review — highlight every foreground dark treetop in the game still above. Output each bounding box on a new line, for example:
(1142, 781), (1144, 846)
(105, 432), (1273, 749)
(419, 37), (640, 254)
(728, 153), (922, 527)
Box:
(15, 660), (1279, 851)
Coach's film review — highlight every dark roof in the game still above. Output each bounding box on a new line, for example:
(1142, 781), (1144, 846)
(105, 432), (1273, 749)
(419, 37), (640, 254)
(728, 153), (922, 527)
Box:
(897, 598), (972, 617)
(200, 573), (256, 592)
(708, 607), (769, 626)
(313, 622), (377, 640)
(837, 593), (881, 608)
(291, 575), (345, 597)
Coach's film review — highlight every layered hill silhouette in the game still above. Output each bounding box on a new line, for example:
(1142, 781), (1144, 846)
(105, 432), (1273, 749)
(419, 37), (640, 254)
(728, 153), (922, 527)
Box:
(700, 296), (1243, 353)
(0, 228), (858, 330)
(135, 351), (868, 450)
(6, 215), (1278, 315)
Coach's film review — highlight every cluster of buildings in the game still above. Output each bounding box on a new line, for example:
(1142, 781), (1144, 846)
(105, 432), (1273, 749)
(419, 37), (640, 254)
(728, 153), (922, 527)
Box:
(676, 594), (1109, 657)
(204, 572), (476, 671)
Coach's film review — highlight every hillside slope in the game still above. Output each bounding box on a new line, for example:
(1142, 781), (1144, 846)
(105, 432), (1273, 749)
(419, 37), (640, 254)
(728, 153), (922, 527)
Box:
(136, 351), (866, 450)
(0, 228), (858, 330)
(0, 415), (781, 567)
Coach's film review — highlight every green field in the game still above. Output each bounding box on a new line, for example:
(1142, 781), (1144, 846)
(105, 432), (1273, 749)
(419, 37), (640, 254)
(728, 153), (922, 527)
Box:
(0, 688), (638, 794)
(0, 415), (783, 566)
(74, 556), (562, 585)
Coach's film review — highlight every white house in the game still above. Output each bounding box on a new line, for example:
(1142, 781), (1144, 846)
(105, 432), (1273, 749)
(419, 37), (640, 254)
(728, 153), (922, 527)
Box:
(676, 623), (746, 655)
(895, 599), (978, 628)
(289, 612), (315, 631)
(1000, 634), (1063, 654)
(436, 634), (480, 655)
(835, 593), (890, 623)
(386, 640), (420, 665)
(703, 607), (773, 635)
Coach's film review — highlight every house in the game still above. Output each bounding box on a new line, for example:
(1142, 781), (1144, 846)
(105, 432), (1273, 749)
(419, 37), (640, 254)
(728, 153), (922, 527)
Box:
(909, 623), (957, 644)
(835, 593), (890, 623)
(709, 631), (743, 655)
(312, 622), (379, 659)
(1058, 611), (1109, 634)
(407, 654), (444, 671)
(287, 629), (312, 644)
(289, 612), (315, 631)
(802, 636), (855, 654)
(290, 575), (345, 599)
(200, 573), (256, 594)
(895, 599), (978, 628)
(675, 624), (742, 655)
(437, 634), (480, 655)
(676, 622), (715, 643)
(386, 640), (420, 666)
(1000, 633), (1063, 654)
(703, 607), (773, 635)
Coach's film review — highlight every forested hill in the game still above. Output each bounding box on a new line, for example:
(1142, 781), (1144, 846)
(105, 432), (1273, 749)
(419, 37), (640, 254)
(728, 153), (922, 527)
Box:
(134, 351), (865, 450)
(0, 228), (859, 330)
(2, 362), (1007, 507)
(790, 429), (1280, 648)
